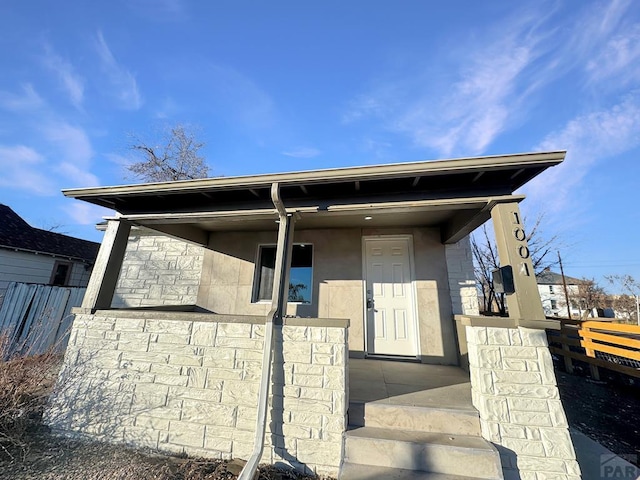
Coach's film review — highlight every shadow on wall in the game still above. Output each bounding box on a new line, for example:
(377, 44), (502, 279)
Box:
(269, 327), (313, 475)
(46, 346), (134, 442)
(47, 342), (192, 450)
(496, 445), (520, 480)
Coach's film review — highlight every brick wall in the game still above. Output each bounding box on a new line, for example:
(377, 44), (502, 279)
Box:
(466, 325), (581, 480)
(112, 231), (204, 308)
(46, 312), (348, 476)
(445, 236), (480, 316)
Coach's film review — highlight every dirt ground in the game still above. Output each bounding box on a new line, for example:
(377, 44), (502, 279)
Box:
(0, 357), (638, 478)
(555, 363), (640, 466)
(0, 430), (331, 480)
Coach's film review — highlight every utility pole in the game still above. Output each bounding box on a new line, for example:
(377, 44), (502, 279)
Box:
(558, 251), (572, 319)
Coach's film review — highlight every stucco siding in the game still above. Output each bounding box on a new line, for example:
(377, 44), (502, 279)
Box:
(198, 227), (460, 365)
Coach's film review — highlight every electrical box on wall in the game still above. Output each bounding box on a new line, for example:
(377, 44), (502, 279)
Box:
(492, 266), (515, 294)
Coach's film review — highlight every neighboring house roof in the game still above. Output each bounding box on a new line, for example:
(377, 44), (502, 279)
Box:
(536, 269), (582, 285)
(0, 204), (100, 262)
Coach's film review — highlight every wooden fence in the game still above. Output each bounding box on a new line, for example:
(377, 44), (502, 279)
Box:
(0, 282), (86, 357)
(546, 318), (640, 380)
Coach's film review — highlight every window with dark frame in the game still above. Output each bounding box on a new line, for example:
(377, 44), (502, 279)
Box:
(254, 244), (313, 303)
(50, 261), (71, 286)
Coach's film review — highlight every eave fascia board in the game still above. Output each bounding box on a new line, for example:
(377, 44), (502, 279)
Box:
(61, 151), (565, 199)
(441, 195), (526, 244)
(103, 195), (524, 224)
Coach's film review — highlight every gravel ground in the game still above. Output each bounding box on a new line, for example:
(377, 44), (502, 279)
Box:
(555, 365), (640, 465)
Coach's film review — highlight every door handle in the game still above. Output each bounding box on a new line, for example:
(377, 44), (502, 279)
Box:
(367, 298), (375, 310)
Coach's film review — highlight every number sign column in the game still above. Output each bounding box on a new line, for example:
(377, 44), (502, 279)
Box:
(490, 202), (545, 321)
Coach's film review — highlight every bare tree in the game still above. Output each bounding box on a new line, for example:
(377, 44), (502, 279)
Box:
(471, 224), (505, 314)
(571, 278), (609, 318)
(605, 274), (640, 323)
(37, 220), (68, 234)
(471, 214), (562, 315)
(127, 124), (209, 182)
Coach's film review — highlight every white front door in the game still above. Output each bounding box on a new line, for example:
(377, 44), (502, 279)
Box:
(363, 236), (418, 357)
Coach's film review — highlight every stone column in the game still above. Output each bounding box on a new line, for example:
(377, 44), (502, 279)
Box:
(467, 325), (581, 480)
(491, 202), (545, 321)
(81, 219), (131, 311)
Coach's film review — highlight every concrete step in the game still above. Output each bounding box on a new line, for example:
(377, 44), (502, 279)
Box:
(348, 401), (481, 436)
(344, 426), (503, 479)
(340, 462), (482, 480)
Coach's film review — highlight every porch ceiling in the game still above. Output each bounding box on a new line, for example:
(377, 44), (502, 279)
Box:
(65, 151), (564, 244)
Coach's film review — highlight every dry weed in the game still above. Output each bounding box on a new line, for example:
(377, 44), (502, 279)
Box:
(0, 334), (61, 459)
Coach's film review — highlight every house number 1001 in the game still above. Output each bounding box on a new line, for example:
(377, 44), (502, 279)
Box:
(512, 211), (531, 276)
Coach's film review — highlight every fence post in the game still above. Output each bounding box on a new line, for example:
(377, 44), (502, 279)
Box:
(581, 323), (600, 380)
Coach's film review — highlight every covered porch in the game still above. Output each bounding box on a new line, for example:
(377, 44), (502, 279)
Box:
(64, 151), (566, 364)
(57, 151), (581, 479)
(348, 357), (473, 409)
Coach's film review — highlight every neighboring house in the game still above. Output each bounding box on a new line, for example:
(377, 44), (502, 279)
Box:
(0, 204), (99, 302)
(536, 268), (582, 318)
(47, 152), (581, 480)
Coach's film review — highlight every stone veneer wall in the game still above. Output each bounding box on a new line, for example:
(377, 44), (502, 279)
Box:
(112, 231), (204, 308)
(445, 236), (480, 316)
(466, 325), (581, 480)
(47, 312), (348, 476)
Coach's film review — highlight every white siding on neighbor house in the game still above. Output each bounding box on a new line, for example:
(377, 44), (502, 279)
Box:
(0, 249), (93, 304)
(538, 284), (580, 318)
(0, 249), (57, 293)
(0, 249), (91, 303)
(112, 230), (204, 308)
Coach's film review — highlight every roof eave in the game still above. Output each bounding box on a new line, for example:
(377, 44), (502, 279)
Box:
(62, 150), (566, 200)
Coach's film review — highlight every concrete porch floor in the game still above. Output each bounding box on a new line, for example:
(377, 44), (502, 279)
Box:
(348, 358), (475, 411)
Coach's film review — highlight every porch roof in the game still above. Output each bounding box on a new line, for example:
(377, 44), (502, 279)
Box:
(63, 151), (564, 244)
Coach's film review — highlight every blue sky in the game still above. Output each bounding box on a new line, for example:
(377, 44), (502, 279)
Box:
(1, 0), (639, 289)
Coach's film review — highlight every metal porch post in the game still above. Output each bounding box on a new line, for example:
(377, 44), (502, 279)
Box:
(239, 183), (295, 480)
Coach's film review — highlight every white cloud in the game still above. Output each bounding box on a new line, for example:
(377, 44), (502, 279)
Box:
(0, 145), (55, 195)
(104, 153), (132, 166)
(39, 121), (102, 189)
(57, 162), (100, 187)
(342, 1), (640, 159)
(524, 92), (640, 209)
(568, 0), (630, 58)
(343, 10), (548, 157)
(206, 63), (276, 130)
(586, 24), (640, 87)
(0, 84), (44, 111)
(362, 137), (393, 159)
(42, 122), (93, 165)
(281, 147), (321, 158)
(42, 44), (84, 109)
(406, 40), (534, 156)
(64, 202), (113, 226)
(95, 31), (142, 110)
